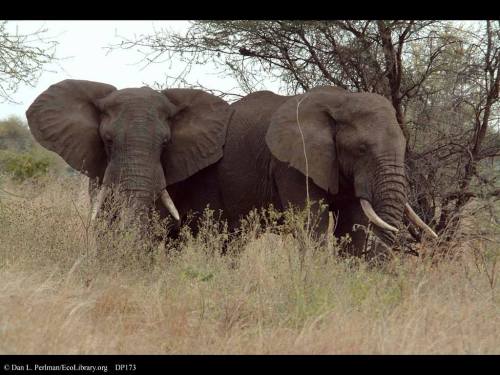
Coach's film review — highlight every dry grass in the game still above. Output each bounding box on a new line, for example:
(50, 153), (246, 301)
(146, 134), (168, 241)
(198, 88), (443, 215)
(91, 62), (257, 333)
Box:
(0, 175), (499, 354)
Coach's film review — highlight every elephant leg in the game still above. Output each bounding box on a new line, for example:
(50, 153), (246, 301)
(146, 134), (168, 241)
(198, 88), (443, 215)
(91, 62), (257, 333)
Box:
(273, 162), (330, 245)
(331, 198), (391, 262)
(331, 198), (370, 257)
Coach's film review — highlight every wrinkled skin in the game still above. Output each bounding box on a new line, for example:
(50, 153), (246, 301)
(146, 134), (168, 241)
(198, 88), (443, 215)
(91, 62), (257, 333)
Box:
(218, 86), (413, 259)
(26, 79), (233, 234)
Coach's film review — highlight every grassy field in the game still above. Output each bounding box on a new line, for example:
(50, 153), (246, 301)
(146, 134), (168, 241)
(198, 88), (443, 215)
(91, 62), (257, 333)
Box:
(0, 175), (499, 354)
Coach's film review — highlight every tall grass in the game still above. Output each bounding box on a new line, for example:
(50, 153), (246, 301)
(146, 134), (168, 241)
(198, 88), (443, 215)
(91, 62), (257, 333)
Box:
(0, 175), (499, 354)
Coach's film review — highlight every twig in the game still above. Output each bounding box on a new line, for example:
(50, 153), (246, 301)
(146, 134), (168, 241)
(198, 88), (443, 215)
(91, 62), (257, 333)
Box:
(295, 94), (311, 230)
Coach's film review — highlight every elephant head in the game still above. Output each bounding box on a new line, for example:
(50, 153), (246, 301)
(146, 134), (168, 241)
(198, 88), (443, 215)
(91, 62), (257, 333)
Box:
(265, 86), (436, 252)
(26, 79), (231, 223)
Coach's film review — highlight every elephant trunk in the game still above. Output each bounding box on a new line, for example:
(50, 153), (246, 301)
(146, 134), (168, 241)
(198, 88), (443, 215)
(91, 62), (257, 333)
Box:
(92, 124), (180, 223)
(357, 163), (438, 257)
(91, 165), (180, 224)
(118, 159), (178, 222)
(368, 162), (407, 246)
(362, 160), (438, 245)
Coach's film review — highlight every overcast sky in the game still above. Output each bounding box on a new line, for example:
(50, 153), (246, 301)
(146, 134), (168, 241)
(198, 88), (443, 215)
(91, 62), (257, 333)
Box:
(0, 21), (262, 120)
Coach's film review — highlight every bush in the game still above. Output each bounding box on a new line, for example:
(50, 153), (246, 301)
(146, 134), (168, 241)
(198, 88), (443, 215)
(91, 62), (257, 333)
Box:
(0, 150), (51, 181)
(0, 116), (69, 181)
(0, 116), (32, 152)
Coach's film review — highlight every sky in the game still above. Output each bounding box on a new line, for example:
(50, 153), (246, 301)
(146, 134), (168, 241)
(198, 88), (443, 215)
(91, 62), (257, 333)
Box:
(0, 21), (263, 120)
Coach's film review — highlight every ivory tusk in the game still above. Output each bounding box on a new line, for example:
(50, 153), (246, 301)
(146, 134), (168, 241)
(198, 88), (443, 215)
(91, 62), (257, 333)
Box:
(91, 187), (107, 222)
(404, 203), (438, 239)
(360, 199), (399, 233)
(160, 189), (180, 221)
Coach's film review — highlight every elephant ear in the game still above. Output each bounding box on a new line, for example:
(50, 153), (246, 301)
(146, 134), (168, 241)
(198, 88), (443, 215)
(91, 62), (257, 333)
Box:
(265, 86), (348, 194)
(161, 88), (232, 186)
(26, 79), (116, 180)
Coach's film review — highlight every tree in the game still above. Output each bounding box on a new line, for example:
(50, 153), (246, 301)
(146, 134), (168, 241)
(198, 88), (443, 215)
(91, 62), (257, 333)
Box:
(112, 21), (447, 134)
(111, 20), (500, 242)
(0, 116), (67, 181)
(409, 21), (500, 238)
(0, 21), (58, 102)
(0, 115), (32, 151)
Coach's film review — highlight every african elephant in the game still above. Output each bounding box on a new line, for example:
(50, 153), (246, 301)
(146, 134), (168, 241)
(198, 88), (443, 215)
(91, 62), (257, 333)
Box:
(26, 79), (233, 233)
(218, 86), (436, 258)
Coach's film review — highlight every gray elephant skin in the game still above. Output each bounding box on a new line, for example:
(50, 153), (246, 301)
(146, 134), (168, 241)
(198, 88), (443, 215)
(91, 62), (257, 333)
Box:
(26, 79), (233, 232)
(217, 86), (436, 257)
(26, 80), (435, 258)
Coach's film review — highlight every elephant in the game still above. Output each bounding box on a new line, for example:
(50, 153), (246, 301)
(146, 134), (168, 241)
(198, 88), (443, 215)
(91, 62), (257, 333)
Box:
(26, 79), (234, 234)
(217, 86), (437, 259)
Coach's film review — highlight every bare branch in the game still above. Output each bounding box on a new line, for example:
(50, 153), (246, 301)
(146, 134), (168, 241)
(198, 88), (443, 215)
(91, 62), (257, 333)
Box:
(0, 21), (58, 102)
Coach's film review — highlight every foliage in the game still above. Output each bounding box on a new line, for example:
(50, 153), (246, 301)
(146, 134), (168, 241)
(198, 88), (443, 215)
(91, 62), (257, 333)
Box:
(0, 176), (498, 353)
(0, 116), (68, 181)
(0, 149), (51, 181)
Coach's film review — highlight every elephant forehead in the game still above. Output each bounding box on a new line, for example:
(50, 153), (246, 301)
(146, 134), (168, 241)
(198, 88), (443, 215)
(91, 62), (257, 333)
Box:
(103, 87), (169, 108)
(348, 93), (396, 116)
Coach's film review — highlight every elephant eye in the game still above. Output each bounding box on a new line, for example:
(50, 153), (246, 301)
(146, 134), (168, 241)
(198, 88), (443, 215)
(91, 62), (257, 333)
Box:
(358, 144), (368, 154)
(102, 133), (113, 146)
(159, 109), (171, 122)
(99, 111), (111, 122)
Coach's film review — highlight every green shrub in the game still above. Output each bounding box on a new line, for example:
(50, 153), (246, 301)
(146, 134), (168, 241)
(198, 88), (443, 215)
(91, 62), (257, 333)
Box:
(0, 150), (51, 181)
(0, 116), (70, 181)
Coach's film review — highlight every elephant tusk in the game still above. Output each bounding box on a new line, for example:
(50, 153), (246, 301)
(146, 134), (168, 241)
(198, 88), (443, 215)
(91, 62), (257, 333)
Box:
(360, 199), (399, 233)
(91, 187), (107, 223)
(160, 189), (180, 221)
(404, 203), (438, 239)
